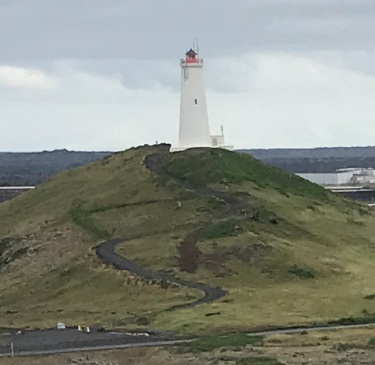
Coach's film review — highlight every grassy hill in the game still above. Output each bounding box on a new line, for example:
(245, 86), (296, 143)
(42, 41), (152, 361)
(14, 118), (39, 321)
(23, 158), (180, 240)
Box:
(1, 144), (375, 334)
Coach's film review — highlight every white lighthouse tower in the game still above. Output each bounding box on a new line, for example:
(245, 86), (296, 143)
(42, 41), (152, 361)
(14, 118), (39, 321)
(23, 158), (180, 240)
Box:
(172, 48), (232, 151)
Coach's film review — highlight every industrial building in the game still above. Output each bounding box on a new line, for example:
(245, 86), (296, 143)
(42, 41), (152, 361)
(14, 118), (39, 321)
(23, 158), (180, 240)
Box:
(297, 168), (375, 186)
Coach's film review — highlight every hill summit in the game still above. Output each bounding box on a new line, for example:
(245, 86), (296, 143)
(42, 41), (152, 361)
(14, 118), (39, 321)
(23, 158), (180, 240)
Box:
(1, 144), (375, 334)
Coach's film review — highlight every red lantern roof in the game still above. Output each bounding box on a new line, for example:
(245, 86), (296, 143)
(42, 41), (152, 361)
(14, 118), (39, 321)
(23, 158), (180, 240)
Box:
(185, 48), (199, 63)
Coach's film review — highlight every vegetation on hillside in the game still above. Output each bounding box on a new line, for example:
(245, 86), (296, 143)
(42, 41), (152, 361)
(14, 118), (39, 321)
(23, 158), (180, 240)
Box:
(0, 144), (375, 334)
(164, 148), (329, 200)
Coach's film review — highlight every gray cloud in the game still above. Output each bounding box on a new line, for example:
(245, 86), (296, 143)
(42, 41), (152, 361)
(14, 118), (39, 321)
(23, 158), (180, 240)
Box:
(1, 0), (375, 151)
(1, 0), (375, 63)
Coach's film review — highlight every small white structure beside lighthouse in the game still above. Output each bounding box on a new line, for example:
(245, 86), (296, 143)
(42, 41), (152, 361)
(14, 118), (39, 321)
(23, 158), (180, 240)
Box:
(172, 48), (232, 151)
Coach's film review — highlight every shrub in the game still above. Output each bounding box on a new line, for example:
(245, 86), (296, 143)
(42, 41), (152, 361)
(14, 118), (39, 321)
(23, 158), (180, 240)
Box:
(135, 316), (151, 326)
(367, 338), (375, 348)
(200, 219), (240, 240)
(288, 265), (315, 279)
(177, 235), (201, 273)
(236, 357), (284, 365)
(328, 312), (375, 326)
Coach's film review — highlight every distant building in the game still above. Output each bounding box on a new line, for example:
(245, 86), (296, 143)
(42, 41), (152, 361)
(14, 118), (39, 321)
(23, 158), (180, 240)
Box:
(297, 168), (375, 186)
(0, 186), (35, 203)
(350, 168), (375, 184)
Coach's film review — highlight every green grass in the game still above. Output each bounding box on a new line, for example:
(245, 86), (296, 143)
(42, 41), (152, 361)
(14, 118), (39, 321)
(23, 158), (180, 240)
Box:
(1, 145), (375, 334)
(199, 219), (241, 240)
(69, 206), (110, 239)
(328, 312), (375, 326)
(368, 338), (375, 348)
(236, 358), (284, 365)
(178, 333), (263, 353)
(164, 148), (329, 200)
(0, 254), (199, 329)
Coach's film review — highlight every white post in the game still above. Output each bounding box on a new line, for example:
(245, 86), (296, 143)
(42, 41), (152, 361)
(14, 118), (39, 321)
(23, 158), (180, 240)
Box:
(10, 342), (14, 357)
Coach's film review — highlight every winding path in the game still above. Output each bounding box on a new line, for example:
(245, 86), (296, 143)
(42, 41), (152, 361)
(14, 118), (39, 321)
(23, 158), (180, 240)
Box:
(95, 150), (247, 311)
(96, 237), (226, 310)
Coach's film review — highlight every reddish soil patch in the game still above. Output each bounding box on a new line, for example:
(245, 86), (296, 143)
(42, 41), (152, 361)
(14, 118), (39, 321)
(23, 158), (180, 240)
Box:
(200, 243), (273, 277)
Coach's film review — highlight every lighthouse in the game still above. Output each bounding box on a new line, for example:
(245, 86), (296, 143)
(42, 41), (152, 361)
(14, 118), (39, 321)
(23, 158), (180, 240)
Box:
(172, 48), (232, 151)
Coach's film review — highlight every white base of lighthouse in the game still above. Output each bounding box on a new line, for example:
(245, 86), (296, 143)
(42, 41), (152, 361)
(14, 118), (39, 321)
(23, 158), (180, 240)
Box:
(172, 48), (233, 152)
(171, 145), (233, 152)
(171, 134), (233, 152)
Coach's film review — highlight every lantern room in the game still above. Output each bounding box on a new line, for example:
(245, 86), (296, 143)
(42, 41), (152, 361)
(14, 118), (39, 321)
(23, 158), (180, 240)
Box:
(185, 48), (199, 63)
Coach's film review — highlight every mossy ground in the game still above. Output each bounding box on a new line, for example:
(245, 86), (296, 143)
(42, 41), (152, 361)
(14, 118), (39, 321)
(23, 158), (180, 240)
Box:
(1, 145), (375, 334)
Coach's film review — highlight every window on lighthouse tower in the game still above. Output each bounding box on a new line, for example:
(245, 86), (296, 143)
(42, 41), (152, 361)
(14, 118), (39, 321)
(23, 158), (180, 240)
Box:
(194, 99), (198, 105)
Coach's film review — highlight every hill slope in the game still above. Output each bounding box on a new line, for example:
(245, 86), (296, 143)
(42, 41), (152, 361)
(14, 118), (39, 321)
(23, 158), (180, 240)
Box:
(1, 144), (375, 334)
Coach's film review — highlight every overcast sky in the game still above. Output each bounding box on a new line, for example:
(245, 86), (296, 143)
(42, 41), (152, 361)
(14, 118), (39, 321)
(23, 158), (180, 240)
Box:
(1, 0), (375, 151)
